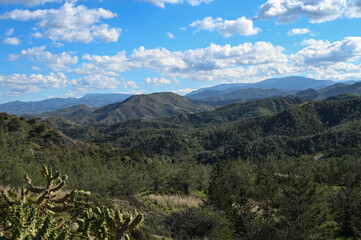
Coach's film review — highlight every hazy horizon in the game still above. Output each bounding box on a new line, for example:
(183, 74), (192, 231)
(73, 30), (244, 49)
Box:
(1, 0), (361, 104)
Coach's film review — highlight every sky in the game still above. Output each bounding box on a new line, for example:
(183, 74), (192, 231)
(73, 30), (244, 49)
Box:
(0, 0), (361, 103)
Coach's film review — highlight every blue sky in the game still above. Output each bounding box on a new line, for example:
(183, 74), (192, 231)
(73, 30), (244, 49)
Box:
(1, 0), (361, 103)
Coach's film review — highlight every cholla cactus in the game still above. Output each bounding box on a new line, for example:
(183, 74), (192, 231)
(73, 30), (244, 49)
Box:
(25, 165), (68, 205)
(0, 166), (144, 240)
(77, 206), (144, 240)
(102, 206), (143, 240)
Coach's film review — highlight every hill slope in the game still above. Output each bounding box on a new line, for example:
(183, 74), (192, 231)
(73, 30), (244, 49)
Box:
(296, 82), (361, 100)
(63, 97), (361, 163)
(31, 92), (213, 124)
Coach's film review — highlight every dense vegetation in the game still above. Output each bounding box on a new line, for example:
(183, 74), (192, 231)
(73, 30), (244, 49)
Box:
(28, 92), (213, 125)
(60, 97), (361, 163)
(1, 96), (361, 239)
(0, 166), (144, 239)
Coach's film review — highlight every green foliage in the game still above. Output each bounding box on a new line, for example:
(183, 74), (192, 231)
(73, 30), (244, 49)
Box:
(0, 166), (144, 240)
(331, 179), (361, 238)
(2, 97), (361, 239)
(164, 207), (232, 240)
(275, 161), (328, 239)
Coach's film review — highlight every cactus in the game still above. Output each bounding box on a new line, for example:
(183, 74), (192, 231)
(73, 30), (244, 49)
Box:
(25, 165), (68, 205)
(0, 166), (144, 240)
(75, 206), (144, 240)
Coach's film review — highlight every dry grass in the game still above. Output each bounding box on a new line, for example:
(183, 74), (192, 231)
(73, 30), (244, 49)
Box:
(147, 194), (202, 211)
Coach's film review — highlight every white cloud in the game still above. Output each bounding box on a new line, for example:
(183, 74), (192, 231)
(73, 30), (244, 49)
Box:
(288, 28), (310, 36)
(190, 16), (260, 37)
(0, 0), (62, 7)
(0, 72), (67, 95)
(305, 62), (361, 81)
(71, 74), (123, 91)
(131, 47), (187, 72)
(138, 0), (212, 8)
(0, 2), (121, 43)
(0, 9), (50, 21)
(292, 37), (361, 66)
(345, 0), (361, 18)
(124, 80), (139, 88)
(81, 51), (140, 73)
(180, 27), (187, 31)
(256, 0), (347, 23)
(145, 77), (178, 85)
(77, 42), (288, 82)
(3, 37), (21, 45)
(167, 32), (175, 39)
(9, 46), (78, 70)
(171, 88), (196, 95)
(5, 28), (14, 36)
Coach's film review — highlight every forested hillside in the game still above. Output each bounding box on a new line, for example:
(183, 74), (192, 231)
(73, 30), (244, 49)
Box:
(28, 92), (213, 124)
(59, 97), (361, 163)
(1, 96), (361, 239)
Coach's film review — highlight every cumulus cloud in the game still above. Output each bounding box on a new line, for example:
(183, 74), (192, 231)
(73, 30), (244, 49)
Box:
(9, 46), (78, 70)
(0, 9), (50, 21)
(81, 51), (140, 73)
(288, 28), (310, 36)
(78, 42), (288, 82)
(138, 0), (212, 8)
(292, 37), (361, 66)
(124, 80), (139, 88)
(0, 72), (67, 95)
(145, 77), (178, 85)
(0, 2), (121, 43)
(307, 62), (361, 80)
(190, 16), (260, 37)
(345, 0), (361, 18)
(256, 0), (347, 23)
(0, 0), (62, 6)
(3, 37), (21, 45)
(131, 46), (187, 72)
(171, 88), (196, 95)
(14, 38), (361, 87)
(71, 74), (123, 91)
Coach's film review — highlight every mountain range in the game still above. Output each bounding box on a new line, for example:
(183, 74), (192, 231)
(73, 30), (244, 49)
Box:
(1, 76), (361, 125)
(56, 95), (361, 164)
(0, 93), (132, 115)
(26, 92), (212, 125)
(185, 76), (336, 100)
(295, 82), (361, 100)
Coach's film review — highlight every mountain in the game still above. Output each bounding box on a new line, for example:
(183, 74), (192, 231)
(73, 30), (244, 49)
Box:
(60, 96), (361, 164)
(160, 96), (306, 128)
(185, 76), (335, 100)
(31, 92), (213, 124)
(251, 76), (334, 90)
(0, 93), (132, 115)
(201, 88), (296, 102)
(296, 82), (361, 100)
(186, 88), (295, 101)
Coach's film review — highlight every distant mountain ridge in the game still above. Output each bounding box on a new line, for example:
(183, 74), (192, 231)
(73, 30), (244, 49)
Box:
(29, 92), (213, 124)
(295, 82), (361, 100)
(0, 93), (132, 115)
(1, 76), (360, 117)
(186, 76), (336, 100)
